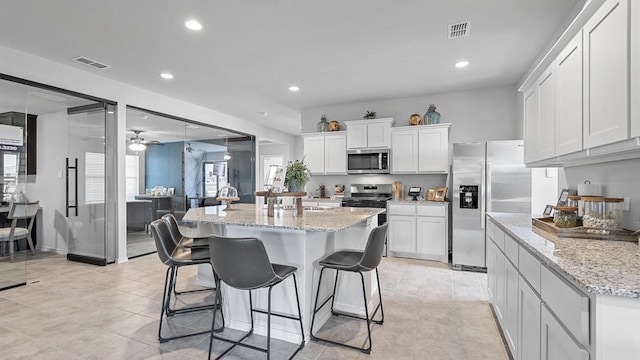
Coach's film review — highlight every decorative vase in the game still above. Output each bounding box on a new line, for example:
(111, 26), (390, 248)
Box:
(316, 115), (329, 132)
(329, 120), (340, 131)
(425, 104), (441, 125)
(289, 182), (303, 192)
(409, 114), (422, 126)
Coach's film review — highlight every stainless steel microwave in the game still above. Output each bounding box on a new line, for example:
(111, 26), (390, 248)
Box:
(347, 149), (390, 174)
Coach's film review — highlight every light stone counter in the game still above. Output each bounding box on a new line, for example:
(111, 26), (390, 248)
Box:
(488, 212), (640, 298)
(183, 203), (383, 232)
(387, 200), (449, 205)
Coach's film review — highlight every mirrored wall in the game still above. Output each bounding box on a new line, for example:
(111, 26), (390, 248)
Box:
(125, 106), (255, 258)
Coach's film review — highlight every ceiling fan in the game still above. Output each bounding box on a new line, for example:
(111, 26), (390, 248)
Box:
(128, 130), (161, 151)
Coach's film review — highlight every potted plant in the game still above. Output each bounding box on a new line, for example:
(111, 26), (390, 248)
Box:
(284, 159), (311, 192)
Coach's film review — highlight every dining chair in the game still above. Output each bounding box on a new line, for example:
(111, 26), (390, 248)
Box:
(0, 201), (39, 261)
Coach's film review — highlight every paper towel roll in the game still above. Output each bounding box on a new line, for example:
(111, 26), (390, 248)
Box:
(577, 182), (601, 196)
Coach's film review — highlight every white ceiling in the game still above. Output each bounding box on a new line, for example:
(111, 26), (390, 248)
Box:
(0, 0), (584, 135)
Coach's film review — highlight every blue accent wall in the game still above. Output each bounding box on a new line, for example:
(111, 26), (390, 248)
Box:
(145, 142), (183, 196)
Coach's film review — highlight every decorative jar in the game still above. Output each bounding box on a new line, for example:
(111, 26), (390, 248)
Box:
(425, 104), (441, 125)
(582, 196), (623, 230)
(316, 115), (329, 132)
(553, 206), (578, 228)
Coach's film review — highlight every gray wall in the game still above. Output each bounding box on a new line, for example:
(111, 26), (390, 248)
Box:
(301, 85), (520, 143)
(563, 159), (640, 231)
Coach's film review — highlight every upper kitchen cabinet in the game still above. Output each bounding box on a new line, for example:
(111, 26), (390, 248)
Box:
(345, 118), (394, 149)
(391, 124), (450, 174)
(583, 0), (629, 148)
(632, 0), (640, 138)
(523, 63), (555, 164)
(521, 0), (635, 166)
(555, 31), (583, 156)
(302, 132), (347, 175)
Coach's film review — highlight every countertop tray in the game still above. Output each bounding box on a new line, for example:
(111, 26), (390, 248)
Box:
(532, 217), (638, 243)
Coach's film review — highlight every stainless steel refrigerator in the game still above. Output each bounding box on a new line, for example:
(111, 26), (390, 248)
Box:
(452, 140), (531, 270)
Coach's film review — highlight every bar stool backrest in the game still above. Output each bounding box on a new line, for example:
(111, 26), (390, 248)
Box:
(161, 213), (183, 246)
(150, 219), (178, 266)
(208, 235), (278, 290)
(359, 223), (388, 271)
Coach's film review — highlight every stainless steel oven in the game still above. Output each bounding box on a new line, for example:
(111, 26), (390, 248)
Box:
(347, 149), (390, 174)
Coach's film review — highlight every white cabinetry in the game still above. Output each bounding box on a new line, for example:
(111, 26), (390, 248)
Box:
(541, 305), (590, 360)
(345, 118), (394, 149)
(523, 86), (539, 163)
(521, 0), (635, 166)
(387, 202), (448, 262)
(391, 124), (450, 174)
(524, 64), (556, 163)
(555, 31), (584, 155)
(632, 0), (640, 138)
(390, 128), (418, 172)
(487, 217), (592, 360)
(583, 0), (629, 148)
(302, 133), (346, 175)
(537, 65), (556, 160)
(518, 277), (541, 360)
(301, 199), (342, 208)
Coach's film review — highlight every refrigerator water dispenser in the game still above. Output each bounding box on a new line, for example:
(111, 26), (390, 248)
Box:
(459, 185), (478, 209)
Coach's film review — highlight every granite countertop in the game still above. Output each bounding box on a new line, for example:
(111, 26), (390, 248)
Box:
(183, 203), (384, 232)
(387, 200), (449, 205)
(488, 212), (640, 298)
(303, 197), (343, 202)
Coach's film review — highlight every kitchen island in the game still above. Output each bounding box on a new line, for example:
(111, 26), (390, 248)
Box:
(182, 203), (385, 344)
(487, 213), (640, 360)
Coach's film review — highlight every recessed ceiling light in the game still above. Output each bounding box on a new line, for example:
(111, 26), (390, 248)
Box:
(257, 111), (268, 117)
(185, 19), (202, 31)
(288, 86), (300, 92)
(455, 61), (469, 68)
(160, 73), (174, 79)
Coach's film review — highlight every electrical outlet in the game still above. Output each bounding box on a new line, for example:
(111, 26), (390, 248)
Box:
(623, 197), (630, 211)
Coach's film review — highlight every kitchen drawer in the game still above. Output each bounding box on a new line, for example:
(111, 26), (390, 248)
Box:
(541, 266), (590, 346)
(519, 247), (541, 293)
(388, 204), (416, 216)
(416, 205), (445, 217)
(486, 219), (495, 240)
(504, 234), (519, 267)
(494, 226), (506, 252)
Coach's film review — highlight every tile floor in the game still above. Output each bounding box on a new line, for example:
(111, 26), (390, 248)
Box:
(0, 252), (509, 359)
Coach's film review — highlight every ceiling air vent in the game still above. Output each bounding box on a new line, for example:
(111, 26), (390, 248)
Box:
(72, 56), (111, 69)
(448, 21), (470, 39)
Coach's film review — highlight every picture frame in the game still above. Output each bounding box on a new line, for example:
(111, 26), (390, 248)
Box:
(434, 187), (448, 202)
(167, 187), (175, 196)
(543, 204), (554, 217)
(426, 188), (436, 201)
(556, 188), (576, 206)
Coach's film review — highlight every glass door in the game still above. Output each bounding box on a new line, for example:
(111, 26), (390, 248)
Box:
(65, 103), (115, 265)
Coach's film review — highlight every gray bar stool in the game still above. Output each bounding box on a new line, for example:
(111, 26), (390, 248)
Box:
(310, 223), (388, 353)
(162, 214), (214, 296)
(150, 219), (222, 343)
(207, 235), (305, 360)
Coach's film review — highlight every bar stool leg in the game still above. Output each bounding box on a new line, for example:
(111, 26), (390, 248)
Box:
(267, 285), (273, 360)
(292, 273), (305, 348)
(359, 271), (372, 354)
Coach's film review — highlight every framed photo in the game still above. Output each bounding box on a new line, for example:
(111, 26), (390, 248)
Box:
(167, 187), (175, 196)
(556, 188), (576, 206)
(426, 188), (436, 201)
(434, 187), (448, 202)
(543, 205), (554, 217)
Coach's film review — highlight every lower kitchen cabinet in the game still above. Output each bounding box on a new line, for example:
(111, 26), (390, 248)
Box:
(387, 202), (448, 262)
(487, 217), (592, 360)
(505, 259), (519, 355)
(519, 276), (541, 360)
(541, 305), (590, 360)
